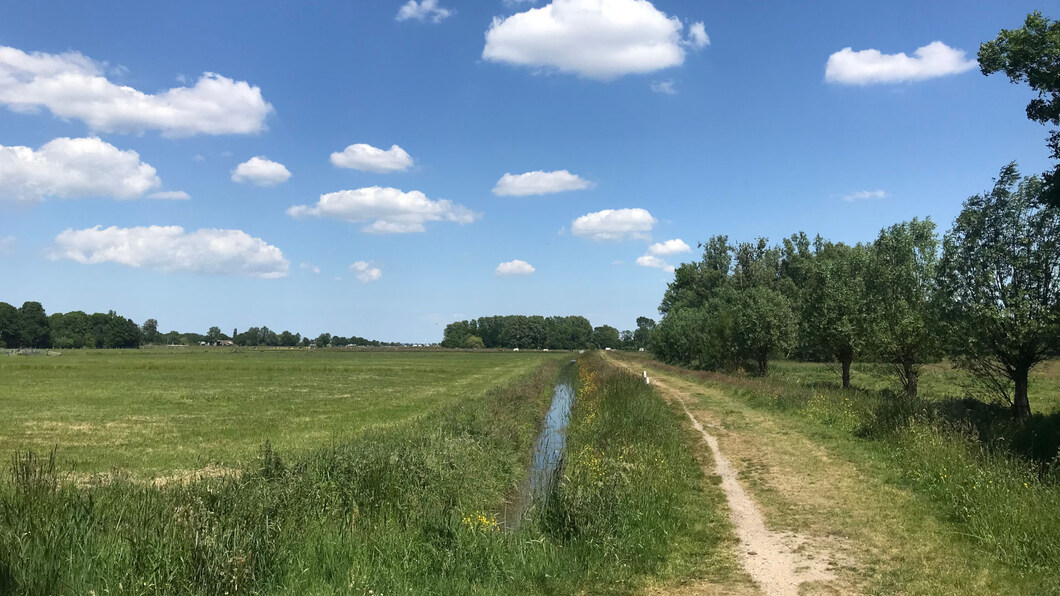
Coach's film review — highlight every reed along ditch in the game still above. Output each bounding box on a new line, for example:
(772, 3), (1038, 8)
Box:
(504, 360), (577, 530)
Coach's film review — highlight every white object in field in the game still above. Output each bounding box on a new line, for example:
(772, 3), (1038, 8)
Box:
(644, 371), (650, 385)
(639, 347), (645, 352)
(513, 348), (519, 351)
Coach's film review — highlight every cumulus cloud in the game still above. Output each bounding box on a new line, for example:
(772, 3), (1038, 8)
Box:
(0, 236), (14, 256)
(0, 137), (161, 202)
(496, 259), (536, 276)
(648, 238), (690, 256)
(492, 169), (592, 196)
(50, 225), (289, 279)
(330, 143), (414, 173)
(483, 0), (709, 80)
(650, 79), (676, 94)
(636, 254), (674, 272)
(350, 261), (382, 282)
(686, 22), (709, 49)
(147, 190), (190, 200)
(287, 186), (480, 234)
(825, 41), (977, 85)
(0, 45), (273, 136)
(843, 190), (887, 202)
(396, 0), (453, 23)
(571, 207), (656, 241)
(231, 156), (292, 186)
(300, 262), (321, 274)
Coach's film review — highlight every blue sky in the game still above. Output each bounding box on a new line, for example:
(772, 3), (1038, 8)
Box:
(0, 1), (1052, 341)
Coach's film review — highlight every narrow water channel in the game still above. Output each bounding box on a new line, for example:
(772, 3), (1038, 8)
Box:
(504, 362), (576, 530)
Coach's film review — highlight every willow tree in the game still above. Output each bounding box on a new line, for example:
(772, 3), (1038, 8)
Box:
(868, 219), (943, 398)
(804, 242), (872, 388)
(938, 163), (1060, 418)
(980, 12), (1060, 206)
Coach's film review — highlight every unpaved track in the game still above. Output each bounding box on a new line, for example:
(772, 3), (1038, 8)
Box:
(605, 355), (850, 595)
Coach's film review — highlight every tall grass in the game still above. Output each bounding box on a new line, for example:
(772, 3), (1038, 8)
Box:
(0, 356), (737, 594)
(535, 355), (740, 589)
(641, 358), (1060, 589)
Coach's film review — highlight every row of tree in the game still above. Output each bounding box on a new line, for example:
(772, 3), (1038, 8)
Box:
(0, 303), (394, 350)
(440, 315), (657, 351)
(653, 164), (1059, 418)
(653, 12), (1060, 419)
(0, 302), (141, 350)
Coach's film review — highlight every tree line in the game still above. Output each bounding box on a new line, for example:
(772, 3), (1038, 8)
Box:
(652, 163), (1059, 419)
(440, 315), (656, 351)
(0, 302), (395, 350)
(0, 302), (141, 349)
(651, 13), (1060, 418)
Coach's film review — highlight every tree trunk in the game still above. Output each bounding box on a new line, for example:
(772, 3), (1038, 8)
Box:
(841, 358), (852, 389)
(903, 361), (918, 399)
(757, 349), (768, 377)
(1013, 366), (1031, 419)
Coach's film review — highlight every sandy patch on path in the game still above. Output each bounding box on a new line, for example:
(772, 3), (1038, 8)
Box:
(609, 356), (847, 596)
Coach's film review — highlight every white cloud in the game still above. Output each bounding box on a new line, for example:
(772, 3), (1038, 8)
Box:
(496, 259), (536, 276)
(147, 190), (190, 200)
(330, 143), (414, 173)
(636, 254), (675, 272)
(0, 236), (14, 256)
(396, 0), (453, 23)
(0, 45), (273, 136)
(50, 225), (289, 279)
(0, 137), (161, 202)
(571, 207), (656, 241)
(192, 154), (206, 162)
(483, 0), (709, 80)
(648, 238), (690, 256)
(843, 190), (887, 202)
(287, 186), (480, 234)
(825, 41), (977, 85)
(686, 22), (709, 49)
(650, 79), (676, 94)
(300, 262), (321, 274)
(492, 169), (592, 196)
(231, 156), (291, 186)
(350, 261), (382, 283)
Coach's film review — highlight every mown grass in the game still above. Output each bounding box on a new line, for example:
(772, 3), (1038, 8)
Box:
(0, 349), (554, 478)
(628, 354), (1060, 592)
(0, 354), (740, 594)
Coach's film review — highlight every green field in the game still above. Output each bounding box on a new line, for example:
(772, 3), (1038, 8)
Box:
(0, 351), (742, 594)
(0, 349), (557, 478)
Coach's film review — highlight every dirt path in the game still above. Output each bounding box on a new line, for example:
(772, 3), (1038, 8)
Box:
(608, 356), (843, 595)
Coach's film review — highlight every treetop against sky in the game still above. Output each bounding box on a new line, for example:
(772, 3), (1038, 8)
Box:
(0, 1), (1051, 341)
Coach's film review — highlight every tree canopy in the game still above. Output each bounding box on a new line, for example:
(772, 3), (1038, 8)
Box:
(980, 11), (1060, 205)
(938, 163), (1060, 417)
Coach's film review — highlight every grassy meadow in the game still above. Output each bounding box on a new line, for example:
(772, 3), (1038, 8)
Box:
(767, 358), (1060, 414)
(0, 351), (742, 594)
(0, 349), (556, 478)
